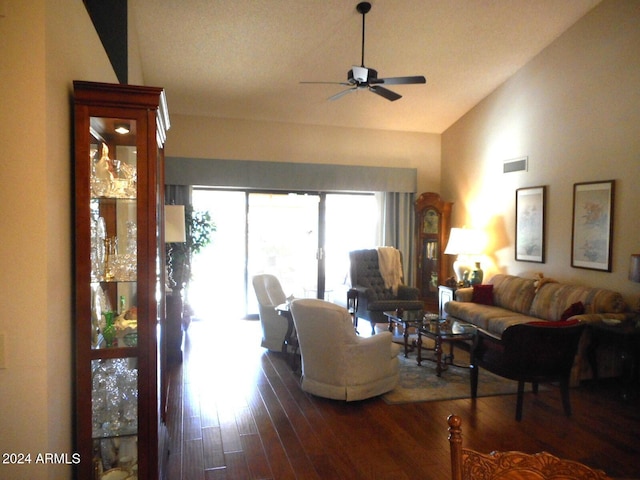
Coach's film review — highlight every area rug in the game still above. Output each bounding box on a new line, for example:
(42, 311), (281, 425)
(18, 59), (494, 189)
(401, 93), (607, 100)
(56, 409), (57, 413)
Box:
(383, 336), (541, 405)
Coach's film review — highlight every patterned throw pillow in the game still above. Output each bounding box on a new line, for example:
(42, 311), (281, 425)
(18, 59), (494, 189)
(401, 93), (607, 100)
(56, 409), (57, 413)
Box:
(472, 284), (494, 306)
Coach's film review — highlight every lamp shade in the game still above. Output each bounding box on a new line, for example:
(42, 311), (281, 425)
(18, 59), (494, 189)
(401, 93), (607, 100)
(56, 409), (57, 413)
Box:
(164, 205), (186, 243)
(444, 228), (484, 256)
(629, 254), (640, 283)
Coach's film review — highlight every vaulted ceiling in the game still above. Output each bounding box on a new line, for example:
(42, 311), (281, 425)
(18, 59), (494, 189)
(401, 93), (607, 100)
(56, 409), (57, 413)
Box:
(131, 0), (600, 134)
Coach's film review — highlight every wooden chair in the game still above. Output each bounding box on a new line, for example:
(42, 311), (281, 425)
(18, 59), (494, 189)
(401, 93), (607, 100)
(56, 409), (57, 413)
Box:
(448, 414), (611, 480)
(470, 321), (586, 421)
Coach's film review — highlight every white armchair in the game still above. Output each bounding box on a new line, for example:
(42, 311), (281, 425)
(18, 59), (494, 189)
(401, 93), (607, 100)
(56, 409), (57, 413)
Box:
(252, 274), (288, 351)
(290, 298), (401, 401)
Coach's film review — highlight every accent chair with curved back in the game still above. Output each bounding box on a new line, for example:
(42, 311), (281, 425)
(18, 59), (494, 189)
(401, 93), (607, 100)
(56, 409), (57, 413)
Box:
(290, 298), (401, 401)
(349, 248), (423, 334)
(447, 414), (611, 480)
(470, 321), (586, 421)
(252, 274), (288, 351)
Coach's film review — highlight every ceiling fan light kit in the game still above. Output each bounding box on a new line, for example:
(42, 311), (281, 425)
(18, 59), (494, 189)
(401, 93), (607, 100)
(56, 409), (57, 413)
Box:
(301, 1), (426, 102)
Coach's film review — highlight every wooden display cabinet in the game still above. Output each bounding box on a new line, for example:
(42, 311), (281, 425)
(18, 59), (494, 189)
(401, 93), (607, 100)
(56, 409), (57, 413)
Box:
(415, 192), (453, 311)
(73, 81), (170, 479)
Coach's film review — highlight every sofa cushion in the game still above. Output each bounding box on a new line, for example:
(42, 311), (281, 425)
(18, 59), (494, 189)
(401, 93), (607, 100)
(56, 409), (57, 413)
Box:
(490, 275), (537, 315)
(445, 301), (536, 334)
(529, 283), (626, 321)
(472, 284), (494, 305)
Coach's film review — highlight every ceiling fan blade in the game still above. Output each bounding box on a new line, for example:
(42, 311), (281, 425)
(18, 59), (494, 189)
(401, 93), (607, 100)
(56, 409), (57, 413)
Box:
(369, 85), (401, 101)
(370, 75), (426, 85)
(328, 87), (357, 101)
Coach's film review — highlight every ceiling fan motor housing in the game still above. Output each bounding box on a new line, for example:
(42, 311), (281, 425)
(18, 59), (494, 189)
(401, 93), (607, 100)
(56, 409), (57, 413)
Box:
(349, 66), (376, 83)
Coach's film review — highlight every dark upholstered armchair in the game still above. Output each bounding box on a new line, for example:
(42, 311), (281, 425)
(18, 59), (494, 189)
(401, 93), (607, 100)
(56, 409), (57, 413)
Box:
(470, 321), (586, 421)
(349, 248), (423, 334)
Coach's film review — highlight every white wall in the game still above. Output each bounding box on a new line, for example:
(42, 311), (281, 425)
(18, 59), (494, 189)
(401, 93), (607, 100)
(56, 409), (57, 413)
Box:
(0, 1), (116, 478)
(441, 0), (640, 305)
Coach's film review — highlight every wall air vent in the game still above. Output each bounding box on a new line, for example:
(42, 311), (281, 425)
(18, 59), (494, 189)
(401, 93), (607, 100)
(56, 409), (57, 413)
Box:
(503, 156), (528, 174)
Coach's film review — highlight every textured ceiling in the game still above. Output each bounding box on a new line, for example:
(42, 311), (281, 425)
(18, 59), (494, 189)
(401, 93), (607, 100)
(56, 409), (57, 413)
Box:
(131, 0), (600, 134)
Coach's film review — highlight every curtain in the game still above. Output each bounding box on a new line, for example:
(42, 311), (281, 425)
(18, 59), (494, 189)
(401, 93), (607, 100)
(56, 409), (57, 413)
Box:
(376, 192), (416, 286)
(165, 184), (191, 206)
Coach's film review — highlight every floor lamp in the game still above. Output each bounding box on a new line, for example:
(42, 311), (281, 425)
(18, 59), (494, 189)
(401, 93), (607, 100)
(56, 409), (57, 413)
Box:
(165, 205), (187, 289)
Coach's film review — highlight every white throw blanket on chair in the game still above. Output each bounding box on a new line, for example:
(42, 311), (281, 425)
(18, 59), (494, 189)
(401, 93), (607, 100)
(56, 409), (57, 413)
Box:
(377, 247), (403, 295)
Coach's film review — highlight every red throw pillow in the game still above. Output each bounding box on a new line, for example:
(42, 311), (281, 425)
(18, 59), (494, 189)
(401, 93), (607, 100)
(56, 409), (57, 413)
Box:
(472, 284), (494, 306)
(561, 301), (585, 321)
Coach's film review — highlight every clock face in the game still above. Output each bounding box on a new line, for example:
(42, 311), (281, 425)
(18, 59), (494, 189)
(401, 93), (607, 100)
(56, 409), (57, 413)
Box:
(423, 209), (439, 234)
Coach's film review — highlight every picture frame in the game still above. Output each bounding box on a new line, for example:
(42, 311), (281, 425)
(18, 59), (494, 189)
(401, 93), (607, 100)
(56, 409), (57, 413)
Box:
(571, 180), (615, 271)
(515, 186), (546, 263)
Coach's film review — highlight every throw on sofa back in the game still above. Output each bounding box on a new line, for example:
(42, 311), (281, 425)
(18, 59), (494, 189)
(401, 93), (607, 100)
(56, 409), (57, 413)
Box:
(529, 282), (626, 321)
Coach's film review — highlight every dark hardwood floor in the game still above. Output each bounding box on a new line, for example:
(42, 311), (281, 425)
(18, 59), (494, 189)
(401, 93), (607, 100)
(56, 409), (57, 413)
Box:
(164, 317), (640, 479)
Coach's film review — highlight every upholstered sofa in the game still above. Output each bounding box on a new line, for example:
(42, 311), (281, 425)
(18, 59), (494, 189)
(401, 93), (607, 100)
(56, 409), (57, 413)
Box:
(444, 274), (629, 384)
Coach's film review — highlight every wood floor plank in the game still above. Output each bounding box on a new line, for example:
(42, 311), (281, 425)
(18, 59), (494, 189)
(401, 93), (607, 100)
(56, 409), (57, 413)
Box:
(202, 426), (225, 469)
(183, 438), (205, 480)
(239, 432), (273, 479)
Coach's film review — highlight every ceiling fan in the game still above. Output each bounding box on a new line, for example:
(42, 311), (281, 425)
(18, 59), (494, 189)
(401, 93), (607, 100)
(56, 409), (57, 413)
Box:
(301, 2), (426, 102)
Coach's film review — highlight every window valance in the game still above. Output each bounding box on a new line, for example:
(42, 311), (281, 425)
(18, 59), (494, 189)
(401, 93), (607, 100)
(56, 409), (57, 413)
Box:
(165, 157), (416, 193)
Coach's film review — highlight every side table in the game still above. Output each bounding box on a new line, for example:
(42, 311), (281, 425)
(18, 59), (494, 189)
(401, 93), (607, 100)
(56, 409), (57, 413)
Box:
(439, 285), (456, 319)
(276, 303), (300, 371)
(587, 318), (640, 400)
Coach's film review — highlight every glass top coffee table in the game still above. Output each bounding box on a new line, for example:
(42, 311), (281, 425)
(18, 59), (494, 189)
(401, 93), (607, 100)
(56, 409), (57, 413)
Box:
(417, 319), (477, 377)
(384, 309), (427, 358)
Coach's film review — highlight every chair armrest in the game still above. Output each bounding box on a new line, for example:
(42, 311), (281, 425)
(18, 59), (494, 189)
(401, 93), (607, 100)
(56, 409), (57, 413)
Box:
(351, 285), (377, 303)
(455, 287), (474, 302)
(397, 285), (420, 300)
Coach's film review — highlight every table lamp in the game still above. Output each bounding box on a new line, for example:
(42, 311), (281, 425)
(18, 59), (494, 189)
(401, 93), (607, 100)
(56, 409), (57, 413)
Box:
(444, 228), (484, 286)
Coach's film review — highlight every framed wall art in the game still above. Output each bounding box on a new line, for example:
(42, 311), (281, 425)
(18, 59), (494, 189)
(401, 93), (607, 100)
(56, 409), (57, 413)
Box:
(571, 180), (615, 271)
(515, 186), (546, 263)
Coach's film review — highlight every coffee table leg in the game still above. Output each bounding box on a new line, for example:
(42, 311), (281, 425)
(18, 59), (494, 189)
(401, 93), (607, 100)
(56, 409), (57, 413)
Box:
(403, 321), (410, 357)
(417, 331), (423, 366)
(435, 336), (443, 376)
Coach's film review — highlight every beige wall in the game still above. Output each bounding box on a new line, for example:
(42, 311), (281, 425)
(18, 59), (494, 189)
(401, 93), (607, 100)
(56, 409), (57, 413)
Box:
(165, 114), (441, 194)
(0, 1), (116, 478)
(441, 0), (640, 305)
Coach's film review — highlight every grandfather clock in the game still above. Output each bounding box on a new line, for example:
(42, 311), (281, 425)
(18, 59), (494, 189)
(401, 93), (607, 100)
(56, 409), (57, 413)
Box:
(415, 192), (453, 311)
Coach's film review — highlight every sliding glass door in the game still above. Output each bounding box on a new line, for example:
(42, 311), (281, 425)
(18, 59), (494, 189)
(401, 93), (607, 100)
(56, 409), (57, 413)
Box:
(247, 193), (320, 307)
(323, 194), (377, 302)
(191, 189), (377, 318)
